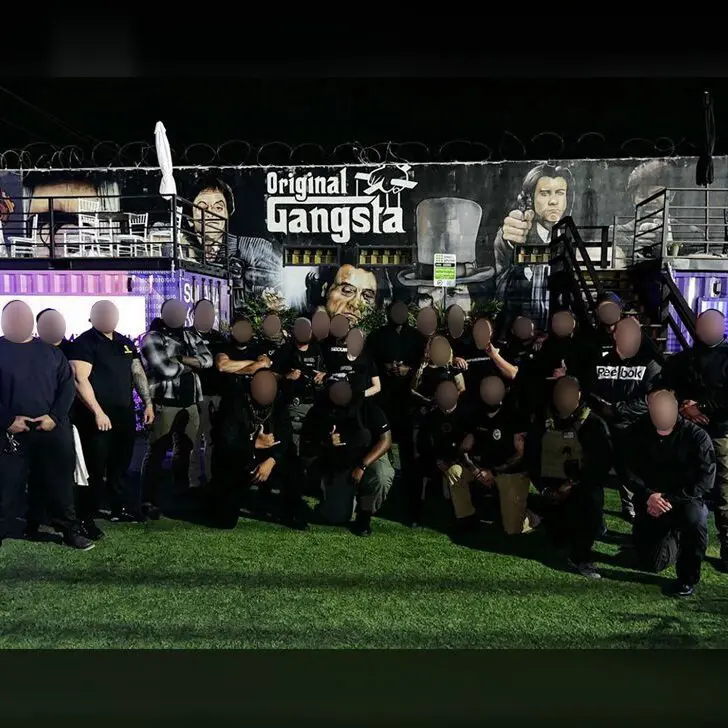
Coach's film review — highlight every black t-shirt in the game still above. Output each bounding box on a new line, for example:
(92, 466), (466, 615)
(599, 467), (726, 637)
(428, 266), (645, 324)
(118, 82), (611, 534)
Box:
(322, 336), (349, 374)
(415, 364), (459, 401)
(463, 350), (502, 398)
(218, 339), (264, 399)
(328, 351), (378, 395)
(467, 403), (527, 470)
(304, 398), (390, 470)
(272, 341), (325, 403)
(417, 405), (470, 465)
(194, 328), (227, 397)
(67, 328), (139, 412)
(446, 331), (477, 360)
(57, 339), (74, 360)
(257, 335), (286, 361)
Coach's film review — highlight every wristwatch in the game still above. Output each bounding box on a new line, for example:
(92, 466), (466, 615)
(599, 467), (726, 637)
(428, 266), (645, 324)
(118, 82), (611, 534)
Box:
(358, 462), (368, 472)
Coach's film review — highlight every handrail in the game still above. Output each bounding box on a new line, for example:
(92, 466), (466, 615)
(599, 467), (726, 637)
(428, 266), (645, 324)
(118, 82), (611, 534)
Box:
(660, 263), (697, 352)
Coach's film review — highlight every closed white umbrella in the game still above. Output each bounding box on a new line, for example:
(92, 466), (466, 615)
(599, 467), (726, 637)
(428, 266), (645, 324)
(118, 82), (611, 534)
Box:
(155, 121), (177, 198)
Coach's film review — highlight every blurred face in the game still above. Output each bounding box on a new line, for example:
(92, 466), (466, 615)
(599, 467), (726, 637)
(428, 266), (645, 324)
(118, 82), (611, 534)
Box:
(251, 370), (277, 406)
(312, 310), (330, 340)
(326, 264), (377, 324)
(553, 378), (581, 416)
(329, 380), (353, 408)
(597, 301), (621, 326)
(417, 307), (438, 337)
(696, 310), (725, 347)
(193, 300), (216, 332)
(389, 301), (409, 326)
(161, 300), (187, 329)
(435, 380), (459, 411)
(231, 319), (253, 345)
(330, 314), (350, 340)
(648, 390), (679, 432)
(193, 186), (228, 239)
(480, 375), (506, 406)
(614, 318), (642, 358)
(346, 328), (364, 358)
(447, 305), (465, 335)
(473, 318), (492, 349)
(90, 300), (120, 334)
(429, 336), (451, 367)
(552, 311), (576, 338)
(262, 314), (281, 338)
(293, 319), (312, 344)
(37, 310), (66, 345)
(1, 301), (34, 343)
(513, 316), (534, 341)
(533, 175), (568, 227)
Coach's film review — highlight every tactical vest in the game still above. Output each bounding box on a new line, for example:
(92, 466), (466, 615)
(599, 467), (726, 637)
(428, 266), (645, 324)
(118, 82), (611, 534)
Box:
(540, 406), (590, 480)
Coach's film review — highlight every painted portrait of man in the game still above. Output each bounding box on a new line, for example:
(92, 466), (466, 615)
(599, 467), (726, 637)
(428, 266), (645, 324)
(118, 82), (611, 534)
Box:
(494, 162), (575, 328)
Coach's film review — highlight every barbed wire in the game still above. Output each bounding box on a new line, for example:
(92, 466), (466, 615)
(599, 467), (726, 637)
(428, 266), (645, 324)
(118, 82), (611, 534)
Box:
(0, 133), (704, 170)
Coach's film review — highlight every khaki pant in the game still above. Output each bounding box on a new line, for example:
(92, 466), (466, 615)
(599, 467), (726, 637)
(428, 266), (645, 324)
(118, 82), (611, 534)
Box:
(712, 436), (728, 545)
(445, 464), (534, 535)
(189, 395), (221, 488)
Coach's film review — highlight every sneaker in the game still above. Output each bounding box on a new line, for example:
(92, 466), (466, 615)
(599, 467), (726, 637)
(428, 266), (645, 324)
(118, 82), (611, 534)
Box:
(63, 526), (95, 551)
(455, 514), (480, 533)
(667, 582), (695, 598)
(352, 512), (373, 537)
(81, 519), (105, 541)
(109, 508), (142, 523)
(567, 559), (602, 579)
(24, 521), (40, 540)
(141, 503), (161, 521)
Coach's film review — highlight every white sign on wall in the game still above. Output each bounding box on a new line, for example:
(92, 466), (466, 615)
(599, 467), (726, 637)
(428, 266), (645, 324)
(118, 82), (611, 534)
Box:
(0, 296), (148, 339)
(265, 164), (418, 244)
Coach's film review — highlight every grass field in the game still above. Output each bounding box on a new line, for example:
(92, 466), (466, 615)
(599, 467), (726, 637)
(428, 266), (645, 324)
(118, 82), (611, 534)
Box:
(1, 488), (727, 649)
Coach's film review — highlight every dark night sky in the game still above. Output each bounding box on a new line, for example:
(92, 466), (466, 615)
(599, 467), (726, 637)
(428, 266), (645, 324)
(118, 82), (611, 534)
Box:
(1, 40), (727, 163)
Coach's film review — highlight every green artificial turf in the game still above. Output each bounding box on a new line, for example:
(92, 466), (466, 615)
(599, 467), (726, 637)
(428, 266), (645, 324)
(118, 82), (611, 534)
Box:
(1, 489), (726, 649)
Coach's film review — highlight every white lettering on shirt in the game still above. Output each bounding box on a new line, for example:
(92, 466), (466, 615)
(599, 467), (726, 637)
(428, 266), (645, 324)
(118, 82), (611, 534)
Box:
(596, 365), (647, 381)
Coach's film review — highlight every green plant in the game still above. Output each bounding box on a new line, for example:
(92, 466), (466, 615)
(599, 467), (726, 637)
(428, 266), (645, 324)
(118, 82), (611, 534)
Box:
(236, 296), (298, 331)
(470, 298), (504, 321)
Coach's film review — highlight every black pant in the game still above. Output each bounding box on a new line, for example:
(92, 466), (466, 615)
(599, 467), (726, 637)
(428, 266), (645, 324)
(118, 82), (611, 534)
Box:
(537, 483), (604, 564)
(383, 393), (417, 517)
(0, 426), (76, 538)
(76, 408), (136, 517)
(633, 499), (708, 586)
(211, 448), (304, 529)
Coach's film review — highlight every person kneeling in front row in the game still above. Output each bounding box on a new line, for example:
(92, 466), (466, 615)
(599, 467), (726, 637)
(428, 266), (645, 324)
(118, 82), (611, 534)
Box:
(525, 376), (612, 579)
(300, 380), (394, 536)
(210, 369), (309, 531)
(624, 387), (715, 598)
(460, 375), (538, 535)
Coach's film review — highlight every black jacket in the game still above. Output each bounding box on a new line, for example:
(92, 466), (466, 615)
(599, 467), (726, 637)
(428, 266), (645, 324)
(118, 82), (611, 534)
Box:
(586, 349), (661, 429)
(624, 416), (716, 503)
(660, 339), (728, 437)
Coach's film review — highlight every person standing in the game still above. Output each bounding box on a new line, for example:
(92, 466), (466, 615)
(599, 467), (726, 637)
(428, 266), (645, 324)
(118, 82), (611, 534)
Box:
(0, 300), (92, 550)
(70, 300), (154, 530)
(188, 299), (226, 489)
(660, 308), (728, 572)
(525, 376), (612, 579)
(327, 327), (380, 399)
(625, 388), (715, 597)
(586, 316), (661, 522)
(140, 299), (212, 517)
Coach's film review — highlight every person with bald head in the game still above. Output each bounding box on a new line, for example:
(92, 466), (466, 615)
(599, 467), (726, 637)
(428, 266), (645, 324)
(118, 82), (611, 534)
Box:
(0, 300), (92, 550)
(68, 300), (153, 531)
(660, 308), (728, 572)
(140, 298), (213, 517)
(625, 387), (715, 597)
(586, 316), (661, 522)
(210, 368), (308, 530)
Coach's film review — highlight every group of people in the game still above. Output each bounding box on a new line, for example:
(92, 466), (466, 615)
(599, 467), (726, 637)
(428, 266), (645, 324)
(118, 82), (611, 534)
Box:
(1, 291), (727, 598)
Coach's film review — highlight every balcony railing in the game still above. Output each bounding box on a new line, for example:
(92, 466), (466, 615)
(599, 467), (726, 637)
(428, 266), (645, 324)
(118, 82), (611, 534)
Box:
(0, 193), (231, 273)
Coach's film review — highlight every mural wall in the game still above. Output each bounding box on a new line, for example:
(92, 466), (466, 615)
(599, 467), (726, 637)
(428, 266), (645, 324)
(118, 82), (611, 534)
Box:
(0, 156), (722, 329)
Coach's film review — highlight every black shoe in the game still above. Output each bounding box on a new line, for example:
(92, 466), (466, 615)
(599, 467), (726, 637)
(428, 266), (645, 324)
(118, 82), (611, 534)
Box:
(717, 545), (728, 573)
(352, 512), (373, 537)
(667, 581), (695, 598)
(142, 503), (161, 521)
(63, 526), (95, 551)
(81, 519), (105, 541)
(454, 514), (480, 533)
(24, 521), (40, 540)
(567, 559), (602, 580)
(109, 507), (142, 523)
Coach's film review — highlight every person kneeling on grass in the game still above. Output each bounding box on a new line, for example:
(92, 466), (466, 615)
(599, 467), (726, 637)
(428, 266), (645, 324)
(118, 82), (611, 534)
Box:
(300, 380), (394, 536)
(415, 380), (473, 530)
(210, 369), (308, 531)
(524, 375), (612, 579)
(459, 375), (539, 536)
(624, 387), (715, 598)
